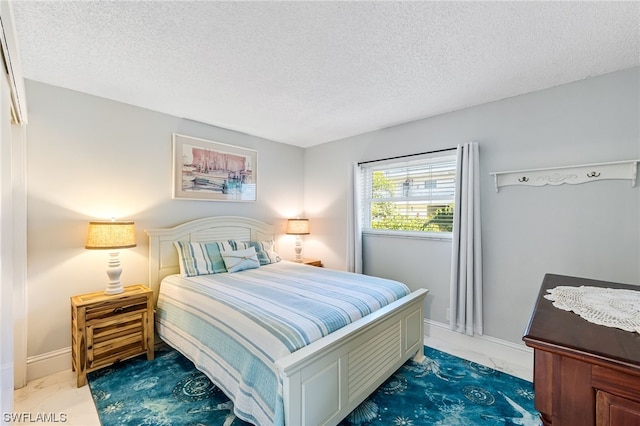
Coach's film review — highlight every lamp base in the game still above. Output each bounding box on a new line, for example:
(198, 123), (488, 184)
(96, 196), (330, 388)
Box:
(294, 236), (303, 262)
(104, 251), (125, 295)
(104, 283), (125, 295)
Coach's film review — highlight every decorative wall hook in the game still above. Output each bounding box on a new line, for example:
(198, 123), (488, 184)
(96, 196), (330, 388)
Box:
(586, 171), (601, 178)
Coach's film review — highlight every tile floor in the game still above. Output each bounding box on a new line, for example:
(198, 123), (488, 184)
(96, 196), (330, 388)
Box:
(13, 336), (533, 425)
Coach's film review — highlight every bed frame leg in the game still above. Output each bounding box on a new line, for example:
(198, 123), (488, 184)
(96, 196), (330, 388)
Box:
(412, 347), (426, 363)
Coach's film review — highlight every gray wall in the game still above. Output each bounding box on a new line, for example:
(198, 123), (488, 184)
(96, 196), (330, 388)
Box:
(303, 67), (640, 344)
(25, 80), (305, 357)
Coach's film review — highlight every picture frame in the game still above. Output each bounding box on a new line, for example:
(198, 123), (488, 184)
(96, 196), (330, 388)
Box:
(172, 134), (257, 202)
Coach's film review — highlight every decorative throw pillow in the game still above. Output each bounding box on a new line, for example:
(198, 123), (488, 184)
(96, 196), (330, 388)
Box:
(250, 240), (281, 265)
(221, 247), (260, 273)
(174, 241), (227, 277)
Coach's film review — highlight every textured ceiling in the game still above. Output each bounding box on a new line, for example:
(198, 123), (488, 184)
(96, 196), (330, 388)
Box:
(10, 1), (640, 148)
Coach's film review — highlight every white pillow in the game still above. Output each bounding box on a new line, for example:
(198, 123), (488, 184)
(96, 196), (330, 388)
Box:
(220, 247), (260, 273)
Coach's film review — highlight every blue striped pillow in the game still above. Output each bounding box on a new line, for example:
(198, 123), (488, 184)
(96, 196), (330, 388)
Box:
(174, 241), (227, 277)
(250, 240), (281, 265)
(227, 239), (251, 251)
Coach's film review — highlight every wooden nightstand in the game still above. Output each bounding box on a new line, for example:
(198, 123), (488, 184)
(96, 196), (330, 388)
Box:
(301, 258), (323, 267)
(71, 284), (154, 387)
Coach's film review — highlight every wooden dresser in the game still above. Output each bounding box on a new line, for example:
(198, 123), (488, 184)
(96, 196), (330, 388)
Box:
(523, 274), (640, 426)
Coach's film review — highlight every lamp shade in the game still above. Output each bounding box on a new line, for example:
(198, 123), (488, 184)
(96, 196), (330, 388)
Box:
(286, 218), (310, 235)
(85, 221), (137, 249)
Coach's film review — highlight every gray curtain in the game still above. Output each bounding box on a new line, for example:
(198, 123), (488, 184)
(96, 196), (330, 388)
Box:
(347, 162), (362, 273)
(450, 142), (483, 335)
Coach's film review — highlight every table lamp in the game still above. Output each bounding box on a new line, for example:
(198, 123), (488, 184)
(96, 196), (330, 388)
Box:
(85, 221), (136, 294)
(286, 218), (310, 262)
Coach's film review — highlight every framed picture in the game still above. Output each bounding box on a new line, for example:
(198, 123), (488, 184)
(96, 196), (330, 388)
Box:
(172, 134), (257, 202)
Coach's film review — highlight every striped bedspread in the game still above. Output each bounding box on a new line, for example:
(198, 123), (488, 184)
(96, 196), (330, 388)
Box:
(156, 261), (410, 426)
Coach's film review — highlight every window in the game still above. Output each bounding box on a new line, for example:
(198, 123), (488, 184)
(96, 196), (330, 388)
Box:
(360, 152), (457, 237)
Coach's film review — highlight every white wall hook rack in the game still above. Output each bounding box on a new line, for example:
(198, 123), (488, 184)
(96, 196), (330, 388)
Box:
(490, 159), (639, 192)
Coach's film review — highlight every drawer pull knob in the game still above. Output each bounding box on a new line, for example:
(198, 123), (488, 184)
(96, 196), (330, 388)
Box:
(113, 307), (124, 314)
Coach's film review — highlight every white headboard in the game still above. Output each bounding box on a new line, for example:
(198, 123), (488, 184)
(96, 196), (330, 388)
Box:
(145, 216), (276, 303)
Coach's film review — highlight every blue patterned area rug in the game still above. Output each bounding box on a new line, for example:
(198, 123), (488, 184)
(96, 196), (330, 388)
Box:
(88, 345), (539, 426)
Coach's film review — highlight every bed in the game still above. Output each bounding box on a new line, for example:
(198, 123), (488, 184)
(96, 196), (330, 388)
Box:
(147, 216), (428, 426)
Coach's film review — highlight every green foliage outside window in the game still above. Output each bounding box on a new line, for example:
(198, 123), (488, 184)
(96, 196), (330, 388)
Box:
(370, 171), (454, 233)
(421, 204), (454, 232)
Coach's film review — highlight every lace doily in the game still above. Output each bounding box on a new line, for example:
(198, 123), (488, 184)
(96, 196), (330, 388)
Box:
(544, 285), (640, 334)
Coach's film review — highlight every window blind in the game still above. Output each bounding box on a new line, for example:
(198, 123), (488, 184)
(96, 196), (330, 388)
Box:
(361, 153), (457, 234)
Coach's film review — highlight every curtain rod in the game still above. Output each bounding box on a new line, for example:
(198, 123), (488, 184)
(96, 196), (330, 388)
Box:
(357, 147), (457, 166)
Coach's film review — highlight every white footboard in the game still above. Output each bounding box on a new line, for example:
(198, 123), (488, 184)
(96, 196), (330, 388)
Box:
(276, 288), (428, 426)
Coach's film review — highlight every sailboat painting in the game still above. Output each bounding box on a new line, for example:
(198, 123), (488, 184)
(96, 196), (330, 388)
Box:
(172, 134), (257, 202)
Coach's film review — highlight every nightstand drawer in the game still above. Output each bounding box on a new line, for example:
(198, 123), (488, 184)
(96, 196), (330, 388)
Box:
(85, 296), (148, 321)
(88, 312), (147, 369)
(90, 313), (145, 351)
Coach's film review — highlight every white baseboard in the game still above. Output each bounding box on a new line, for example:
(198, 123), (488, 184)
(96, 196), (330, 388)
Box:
(26, 347), (71, 383)
(25, 322), (534, 384)
(24, 341), (167, 384)
(424, 319), (533, 380)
